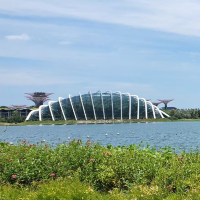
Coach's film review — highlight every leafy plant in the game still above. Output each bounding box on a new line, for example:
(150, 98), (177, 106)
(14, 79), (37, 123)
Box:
(1, 140), (200, 199)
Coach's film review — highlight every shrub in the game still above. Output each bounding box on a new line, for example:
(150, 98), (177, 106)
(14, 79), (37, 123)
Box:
(0, 140), (200, 195)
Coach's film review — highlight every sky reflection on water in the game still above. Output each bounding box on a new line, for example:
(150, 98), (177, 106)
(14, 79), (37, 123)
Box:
(0, 121), (200, 151)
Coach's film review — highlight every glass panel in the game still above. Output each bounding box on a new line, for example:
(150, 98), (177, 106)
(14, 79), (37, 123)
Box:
(147, 103), (154, 118)
(28, 110), (39, 121)
(112, 93), (121, 119)
(131, 96), (138, 119)
(51, 102), (64, 120)
(122, 94), (129, 119)
(41, 106), (52, 121)
(71, 96), (85, 120)
(154, 108), (161, 118)
(139, 99), (146, 119)
(92, 92), (104, 119)
(102, 92), (112, 119)
(81, 94), (94, 120)
(60, 98), (75, 120)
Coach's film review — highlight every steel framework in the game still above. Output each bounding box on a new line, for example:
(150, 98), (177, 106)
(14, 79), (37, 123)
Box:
(26, 91), (170, 121)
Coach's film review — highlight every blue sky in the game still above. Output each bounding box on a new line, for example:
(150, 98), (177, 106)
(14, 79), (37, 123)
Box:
(1, 0), (200, 108)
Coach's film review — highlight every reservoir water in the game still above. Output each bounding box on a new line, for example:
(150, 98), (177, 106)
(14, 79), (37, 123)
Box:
(0, 121), (200, 151)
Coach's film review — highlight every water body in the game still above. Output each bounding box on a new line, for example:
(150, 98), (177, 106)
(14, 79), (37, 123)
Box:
(0, 121), (200, 151)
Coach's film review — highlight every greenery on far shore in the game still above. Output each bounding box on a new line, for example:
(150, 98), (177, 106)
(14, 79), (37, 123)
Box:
(0, 118), (173, 126)
(0, 106), (37, 110)
(1, 108), (200, 126)
(167, 108), (200, 120)
(1, 140), (200, 199)
(1, 118), (200, 126)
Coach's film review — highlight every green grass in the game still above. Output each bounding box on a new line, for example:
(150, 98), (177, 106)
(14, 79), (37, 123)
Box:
(2, 118), (200, 127)
(1, 177), (200, 200)
(0, 178), (115, 200)
(1, 141), (200, 199)
(0, 118), (172, 126)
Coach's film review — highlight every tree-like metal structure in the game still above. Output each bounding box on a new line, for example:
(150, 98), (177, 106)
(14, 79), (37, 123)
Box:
(157, 99), (174, 110)
(25, 92), (53, 107)
(152, 102), (162, 107)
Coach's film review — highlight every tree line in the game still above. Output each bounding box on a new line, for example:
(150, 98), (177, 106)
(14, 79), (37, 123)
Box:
(167, 109), (200, 120)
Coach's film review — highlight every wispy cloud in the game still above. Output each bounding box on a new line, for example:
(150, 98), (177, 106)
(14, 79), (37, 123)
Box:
(184, 51), (200, 56)
(59, 41), (71, 46)
(5, 33), (30, 41)
(2, 0), (200, 37)
(80, 81), (155, 98)
(0, 69), (72, 86)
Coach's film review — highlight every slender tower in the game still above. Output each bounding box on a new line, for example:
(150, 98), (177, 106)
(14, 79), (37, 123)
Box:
(157, 99), (174, 110)
(25, 92), (53, 107)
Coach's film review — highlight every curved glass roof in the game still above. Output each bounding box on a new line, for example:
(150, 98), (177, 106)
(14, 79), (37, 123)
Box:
(26, 91), (170, 121)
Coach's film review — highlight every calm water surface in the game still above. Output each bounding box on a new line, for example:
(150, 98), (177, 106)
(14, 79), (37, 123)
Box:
(0, 121), (200, 151)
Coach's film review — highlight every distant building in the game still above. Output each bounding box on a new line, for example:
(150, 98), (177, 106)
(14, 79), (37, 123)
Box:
(161, 107), (177, 111)
(0, 105), (31, 118)
(25, 92), (53, 107)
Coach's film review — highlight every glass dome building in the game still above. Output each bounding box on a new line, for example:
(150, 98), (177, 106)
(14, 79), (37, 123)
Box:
(26, 91), (169, 121)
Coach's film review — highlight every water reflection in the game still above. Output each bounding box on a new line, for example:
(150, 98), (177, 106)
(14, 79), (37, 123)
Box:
(0, 122), (200, 152)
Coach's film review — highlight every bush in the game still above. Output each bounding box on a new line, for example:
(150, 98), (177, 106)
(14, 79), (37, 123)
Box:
(0, 111), (25, 123)
(0, 140), (200, 193)
(169, 109), (200, 120)
(5, 115), (25, 123)
(2, 141), (200, 199)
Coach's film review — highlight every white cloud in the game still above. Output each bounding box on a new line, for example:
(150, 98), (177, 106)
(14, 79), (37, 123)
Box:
(5, 33), (30, 41)
(2, 0), (200, 37)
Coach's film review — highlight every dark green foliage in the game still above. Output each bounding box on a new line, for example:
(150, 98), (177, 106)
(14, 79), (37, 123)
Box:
(169, 109), (200, 120)
(0, 111), (25, 123)
(0, 141), (200, 193)
(1, 141), (200, 198)
(0, 106), (8, 109)
(3, 115), (26, 123)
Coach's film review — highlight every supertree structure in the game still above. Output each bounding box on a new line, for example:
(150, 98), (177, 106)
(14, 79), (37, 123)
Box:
(25, 92), (53, 107)
(152, 102), (162, 107)
(157, 99), (174, 110)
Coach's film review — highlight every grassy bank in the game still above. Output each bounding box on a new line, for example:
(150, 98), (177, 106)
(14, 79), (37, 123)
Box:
(2, 177), (199, 200)
(1, 141), (200, 199)
(1, 118), (200, 126)
(0, 118), (182, 126)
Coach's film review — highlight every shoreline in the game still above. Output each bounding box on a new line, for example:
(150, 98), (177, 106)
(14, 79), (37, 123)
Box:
(0, 118), (200, 126)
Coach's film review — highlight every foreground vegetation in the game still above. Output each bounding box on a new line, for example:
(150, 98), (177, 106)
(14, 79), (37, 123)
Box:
(2, 177), (200, 200)
(1, 141), (200, 199)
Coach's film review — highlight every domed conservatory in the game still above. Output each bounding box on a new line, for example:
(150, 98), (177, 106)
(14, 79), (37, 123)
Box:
(26, 91), (169, 121)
